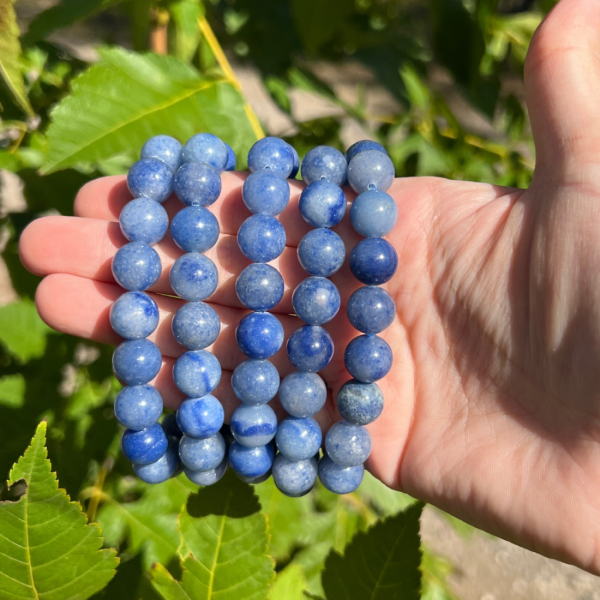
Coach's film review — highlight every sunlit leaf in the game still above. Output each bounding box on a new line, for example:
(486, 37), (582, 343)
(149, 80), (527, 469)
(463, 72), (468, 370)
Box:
(167, 0), (204, 62)
(268, 564), (306, 600)
(0, 373), (25, 408)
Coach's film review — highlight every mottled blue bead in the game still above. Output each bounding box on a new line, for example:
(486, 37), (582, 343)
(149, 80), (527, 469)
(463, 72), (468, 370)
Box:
(110, 291), (159, 340)
(350, 190), (398, 238)
(114, 384), (163, 430)
(275, 416), (322, 461)
(134, 442), (179, 483)
(122, 422), (168, 465)
(299, 181), (346, 229)
(176, 395), (224, 439)
(237, 470), (271, 484)
(337, 380), (384, 426)
(225, 143), (237, 171)
(182, 133), (228, 171)
(345, 335), (392, 383)
(345, 140), (388, 163)
(349, 238), (398, 285)
(236, 312), (284, 359)
(318, 455), (364, 494)
(185, 456), (228, 485)
(112, 242), (162, 292)
(301, 145), (347, 187)
(170, 206), (219, 254)
(120, 197), (169, 245)
(170, 253), (218, 301)
(325, 421), (371, 467)
(238, 215), (286, 263)
(287, 325), (334, 372)
(172, 302), (220, 351)
(273, 454), (318, 497)
(162, 412), (182, 438)
(232, 359), (280, 405)
(141, 135), (183, 173)
(297, 228), (345, 277)
(231, 404), (278, 447)
(279, 372), (327, 418)
(236, 263), (284, 311)
(242, 170), (290, 215)
(113, 339), (162, 386)
(347, 286), (395, 334)
(179, 432), (226, 471)
(173, 350), (221, 397)
(174, 162), (221, 207)
(128, 158), (174, 203)
(347, 150), (395, 194)
(289, 145), (300, 179)
(228, 441), (275, 478)
(248, 137), (294, 178)
(292, 277), (340, 325)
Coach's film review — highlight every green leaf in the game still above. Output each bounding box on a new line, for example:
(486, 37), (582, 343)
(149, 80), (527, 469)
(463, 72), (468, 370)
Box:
(357, 472), (417, 516)
(321, 502), (423, 600)
(167, 0), (204, 62)
(0, 422), (118, 599)
(0, 373), (25, 408)
(268, 564), (306, 600)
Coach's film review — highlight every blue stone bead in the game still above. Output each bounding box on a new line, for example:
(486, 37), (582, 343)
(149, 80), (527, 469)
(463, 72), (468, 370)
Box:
(325, 421), (371, 467)
(112, 242), (162, 292)
(297, 229), (345, 277)
(225, 143), (237, 171)
(237, 470), (272, 484)
(337, 380), (384, 426)
(236, 263), (284, 311)
(122, 422), (168, 465)
(299, 181), (346, 229)
(173, 350), (221, 397)
(345, 140), (388, 163)
(185, 456), (228, 485)
(318, 454), (364, 494)
(113, 339), (162, 386)
(170, 253), (218, 301)
(228, 441), (274, 478)
(181, 133), (228, 171)
(248, 137), (294, 178)
(114, 384), (163, 430)
(347, 150), (395, 194)
(275, 416), (322, 461)
(174, 161), (222, 207)
(242, 170), (290, 215)
(287, 325), (334, 373)
(127, 158), (174, 203)
(119, 197), (169, 246)
(179, 432), (226, 471)
(176, 395), (224, 439)
(162, 412), (182, 438)
(172, 302), (220, 351)
(279, 372), (327, 417)
(232, 359), (280, 405)
(350, 190), (398, 238)
(170, 206), (219, 254)
(238, 214), (286, 263)
(289, 145), (300, 179)
(141, 135), (183, 173)
(236, 312), (284, 359)
(347, 286), (395, 334)
(231, 404), (278, 447)
(292, 277), (340, 325)
(349, 238), (398, 285)
(134, 442), (179, 483)
(344, 335), (392, 383)
(273, 454), (318, 497)
(110, 291), (159, 340)
(301, 145), (347, 187)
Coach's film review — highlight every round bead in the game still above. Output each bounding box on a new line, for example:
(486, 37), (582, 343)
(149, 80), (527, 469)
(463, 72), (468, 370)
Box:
(185, 456), (228, 485)
(292, 277), (340, 325)
(179, 432), (226, 472)
(127, 158), (174, 203)
(228, 441), (275, 478)
(349, 238), (398, 285)
(275, 416), (322, 461)
(122, 423), (168, 465)
(119, 197), (169, 245)
(173, 350), (222, 397)
(141, 135), (182, 173)
(170, 253), (218, 302)
(114, 384), (163, 430)
(347, 286), (395, 334)
(337, 380), (384, 426)
(176, 395), (224, 440)
(113, 339), (162, 386)
(299, 181), (346, 228)
(318, 455), (364, 494)
(238, 215), (286, 263)
(181, 133), (228, 171)
(236, 263), (284, 311)
(224, 143), (237, 171)
(232, 359), (280, 405)
(289, 145), (300, 179)
(297, 228), (345, 277)
(350, 190), (398, 238)
(347, 150), (395, 194)
(301, 145), (347, 187)
(174, 161), (222, 207)
(134, 442), (179, 483)
(236, 312), (284, 360)
(242, 170), (290, 215)
(170, 206), (219, 254)
(237, 471), (272, 484)
(325, 421), (371, 467)
(247, 137), (295, 178)
(162, 412), (182, 438)
(287, 325), (334, 372)
(344, 335), (392, 383)
(230, 404), (278, 447)
(345, 140), (387, 163)
(273, 454), (318, 497)
(279, 372), (327, 418)
(110, 292), (159, 340)
(112, 242), (162, 292)
(172, 302), (220, 351)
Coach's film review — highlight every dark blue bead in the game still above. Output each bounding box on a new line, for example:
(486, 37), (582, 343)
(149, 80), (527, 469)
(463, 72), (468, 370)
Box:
(141, 135), (182, 173)
(273, 454), (318, 497)
(228, 441), (275, 478)
(133, 441), (179, 483)
(173, 350), (221, 397)
(349, 238), (398, 285)
(299, 181), (346, 228)
(162, 412), (182, 438)
(172, 302), (220, 351)
(347, 286), (395, 334)
(238, 214), (286, 263)
(114, 384), (163, 430)
(224, 143), (237, 171)
(279, 372), (327, 417)
(289, 145), (300, 179)
(179, 432), (226, 471)
(122, 422), (168, 465)
(231, 404), (278, 447)
(344, 334), (392, 383)
(287, 325), (334, 372)
(318, 455), (364, 494)
(236, 312), (284, 359)
(242, 170), (290, 215)
(170, 206), (219, 253)
(236, 263), (284, 311)
(275, 416), (321, 461)
(247, 137), (294, 178)
(292, 277), (340, 325)
(337, 379), (384, 426)
(176, 395), (224, 439)
(119, 197), (169, 245)
(347, 150), (395, 194)
(345, 140), (388, 163)
(112, 242), (162, 292)
(349, 190), (398, 238)
(174, 162), (222, 207)
(113, 339), (162, 386)
(170, 253), (218, 301)
(301, 145), (347, 186)
(127, 158), (174, 203)
(232, 359), (280, 405)
(297, 229), (345, 277)
(110, 291), (159, 340)
(181, 133), (228, 171)
(325, 420), (371, 467)
(185, 456), (228, 485)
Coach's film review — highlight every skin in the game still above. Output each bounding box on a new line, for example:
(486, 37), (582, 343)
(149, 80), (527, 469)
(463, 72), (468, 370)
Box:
(18, 0), (600, 574)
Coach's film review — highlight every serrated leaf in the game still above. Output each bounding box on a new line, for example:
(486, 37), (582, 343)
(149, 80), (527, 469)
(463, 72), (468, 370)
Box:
(268, 564), (306, 600)
(0, 373), (25, 407)
(357, 472), (417, 516)
(0, 422), (118, 600)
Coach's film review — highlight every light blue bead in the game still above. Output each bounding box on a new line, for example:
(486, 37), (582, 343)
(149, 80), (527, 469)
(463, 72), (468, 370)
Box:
(345, 140), (387, 163)
(299, 181), (346, 228)
(114, 384), (163, 430)
(122, 423), (168, 465)
(119, 197), (169, 245)
(172, 302), (220, 351)
(279, 372), (327, 417)
(325, 421), (371, 467)
(232, 359), (280, 405)
(347, 286), (395, 334)
(225, 143), (237, 171)
(228, 441), (275, 478)
(179, 432), (226, 471)
(110, 291), (159, 340)
(301, 145), (347, 187)
(185, 456), (228, 485)
(292, 277), (340, 325)
(275, 416), (322, 461)
(347, 150), (395, 194)
(134, 442), (179, 483)
(349, 238), (398, 285)
(174, 162), (222, 207)
(141, 135), (183, 173)
(170, 253), (218, 301)
(248, 137), (294, 178)
(112, 242), (162, 292)
(176, 395), (224, 439)
(113, 339), (162, 386)
(231, 404), (278, 447)
(238, 214), (286, 263)
(289, 145), (300, 179)
(318, 455), (364, 494)
(349, 190), (398, 238)
(242, 170), (290, 215)
(236, 263), (284, 311)
(127, 158), (174, 203)
(173, 350), (221, 397)
(297, 228), (345, 277)
(170, 206), (219, 254)
(182, 133), (228, 171)
(287, 325), (334, 372)
(337, 379), (384, 426)
(162, 412), (182, 438)
(273, 454), (318, 497)
(345, 335), (392, 383)
(236, 312), (284, 359)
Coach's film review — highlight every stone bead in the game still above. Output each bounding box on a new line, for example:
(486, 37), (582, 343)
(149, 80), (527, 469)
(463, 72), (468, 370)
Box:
(349, 190), (398, 238)
(162, 412), (182, 439)
(272, 454), (318, 497)
(289, 145), (300, 179)
(173, 350), (221, 397)
(121, 422), (168, 465)
(292, 277), (340, 325)
(170, 253), (218, 302)
(141, 135), (183, 173)
(237, 470), (272, 484)
(133, 442), (179, 483)
(347, 286), (395, 334)
(184, 456), (228, 486)
(318, 455), (364, 494)
(301, 145), (347, 187)
(112, 242), (162, 292)
(287, 325), (334, 373)
(181, 133), (228, 171)
(325, 421), (371, 467)
(228, 441), (275, 478)
(170, 205), (219, 254)
(110, 291), (159, 340)
(298, 181), (346, 229)
(242, 170), (290, 215)
(349, 238), (398, 285)
(113, 339), (162, 386)
(344, 334), (392, 383)
(345, 140), (387, 163)
(278, 372), (327, 418)
(114, 384), (163, 430)
(174, 161), (222, 207)
(179, 432), (226, 472)
(247, 137), (295, 178)
(119, 197), (169, 245)
(275, 416), (322, 461)
(297, 228), (345, 277)
(176, 395), (224, 439)
(236, 263), (284, 311)
(224, 143), (237, 171)
(127, 158), (174, 203)
(236, 312), (284, 360)
(337, 379), (384, 426)
(230, 404), (278, 447)
(347, 150), (395, 194)
(232, 359), (280, 405)
(238, 214), (286, 263)
(172, 302), (220, 351)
